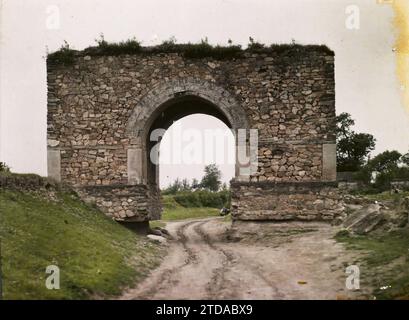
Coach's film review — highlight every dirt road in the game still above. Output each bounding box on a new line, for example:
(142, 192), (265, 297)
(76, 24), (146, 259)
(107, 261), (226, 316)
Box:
(121, 217), (370, 300)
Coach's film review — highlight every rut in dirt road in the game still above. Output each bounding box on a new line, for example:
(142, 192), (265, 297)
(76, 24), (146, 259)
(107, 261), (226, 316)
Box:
(132, 220), (198, 299)
(121, 217), (370, 300)
(122, 218), (254, 300)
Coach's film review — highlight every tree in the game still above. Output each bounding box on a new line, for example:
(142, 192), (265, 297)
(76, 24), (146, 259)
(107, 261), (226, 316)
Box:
(191, 178), (200, 189)
(355, 150), (409, 191)
(200, 164), (222, 192)
(336, 113), (376, 171)
(162, 178), (183, 195)
(181, 178), (191, 191)
(369, 150), (405, 190)
(368, 150), (402, 173)
(401, 152), (409, 167)
(162, 178), (195, 194)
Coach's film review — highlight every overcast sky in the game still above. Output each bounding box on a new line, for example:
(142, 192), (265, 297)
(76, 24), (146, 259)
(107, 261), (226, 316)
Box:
(1, 0), (408, 187)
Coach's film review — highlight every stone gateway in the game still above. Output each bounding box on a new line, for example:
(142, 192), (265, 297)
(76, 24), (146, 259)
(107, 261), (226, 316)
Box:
(46, 43), (340, 225)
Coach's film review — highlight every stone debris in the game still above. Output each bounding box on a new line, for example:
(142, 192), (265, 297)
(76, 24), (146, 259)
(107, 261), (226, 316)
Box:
(148, 227), (172, 240)
(147, 234), (167, 244)
(341, 196), (409, 235)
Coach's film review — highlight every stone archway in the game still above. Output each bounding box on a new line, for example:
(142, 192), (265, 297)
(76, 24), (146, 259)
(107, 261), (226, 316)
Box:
(125, 78), (249, 188)
(46, 44), (340, 225)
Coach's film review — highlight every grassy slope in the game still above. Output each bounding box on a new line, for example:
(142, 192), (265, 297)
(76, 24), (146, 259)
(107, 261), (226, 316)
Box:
(0, 188), (162, 300)
(336, 229), (409, 299)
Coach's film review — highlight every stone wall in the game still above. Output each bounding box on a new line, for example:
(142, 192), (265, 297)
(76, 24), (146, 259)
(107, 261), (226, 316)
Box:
(391, 180), (409, 191)
(255, 144), (322, 182)
(77, 184), (161, 221)
(231, 181), (341, 221)
(47, 44), (337, 222)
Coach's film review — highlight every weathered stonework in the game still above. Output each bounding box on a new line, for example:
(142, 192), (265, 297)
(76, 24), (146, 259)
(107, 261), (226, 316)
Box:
(76, 184), (161, 221)
(47, 45), (337, 222)
(231, 181), (341, 221)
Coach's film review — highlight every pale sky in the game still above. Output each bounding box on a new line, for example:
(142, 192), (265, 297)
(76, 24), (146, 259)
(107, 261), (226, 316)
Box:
(1, 0), (409, 187)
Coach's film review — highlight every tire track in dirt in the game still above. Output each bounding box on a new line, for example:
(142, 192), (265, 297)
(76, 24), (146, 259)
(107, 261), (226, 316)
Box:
(129, 220), (199, 299)
(196, 219), (284, 299)
(121, 217), (365, 300)
(193, 220), (238, 299)
(176, 220), (200, 265)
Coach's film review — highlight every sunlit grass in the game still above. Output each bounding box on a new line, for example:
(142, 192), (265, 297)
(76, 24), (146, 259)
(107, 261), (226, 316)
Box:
(335, 229), (409, 299)
(0, 189), (161, 300)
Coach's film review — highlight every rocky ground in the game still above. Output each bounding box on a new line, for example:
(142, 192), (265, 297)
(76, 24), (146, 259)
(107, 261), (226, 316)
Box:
(339, 193), (409, 235)
(121, 217), (372, 300)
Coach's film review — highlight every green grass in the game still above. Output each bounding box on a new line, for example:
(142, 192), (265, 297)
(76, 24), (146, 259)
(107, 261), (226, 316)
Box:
(162, 207), (219, 221)
(150, 195), (220, 227)
(359, 191), (409, 203)
(161, 195), (219, 221)
(0, 188), (162, 300)
(335, 229), (409, 299)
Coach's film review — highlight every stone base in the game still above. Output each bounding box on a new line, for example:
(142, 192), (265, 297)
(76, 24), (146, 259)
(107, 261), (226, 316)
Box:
(228, 220), (330, 242)
(230, 180), (342, 221)
(76, 184), (162, 221)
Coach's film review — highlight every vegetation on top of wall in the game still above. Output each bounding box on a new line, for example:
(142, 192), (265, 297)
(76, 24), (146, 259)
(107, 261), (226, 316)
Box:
(47, 35), (334, 65)
(85, 35), (143, 56)
(150, 37), (243, 60)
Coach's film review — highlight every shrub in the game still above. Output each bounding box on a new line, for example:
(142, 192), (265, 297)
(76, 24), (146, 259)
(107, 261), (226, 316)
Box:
(152, 38), (242, 59)
(47, 36), (333, 66)
(47, 41), (76, 65)
(354, 150), (409, 192)
(172, 190), (231, 208)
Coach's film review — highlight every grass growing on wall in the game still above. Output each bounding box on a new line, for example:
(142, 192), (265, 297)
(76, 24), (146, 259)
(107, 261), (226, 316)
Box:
(0, 187), (162, 300)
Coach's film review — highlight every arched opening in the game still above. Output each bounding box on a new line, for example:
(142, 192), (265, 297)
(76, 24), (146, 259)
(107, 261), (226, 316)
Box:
(144, 95), (235, 188)
(125, 80), (250, 220)
(159, 114), (236, 189)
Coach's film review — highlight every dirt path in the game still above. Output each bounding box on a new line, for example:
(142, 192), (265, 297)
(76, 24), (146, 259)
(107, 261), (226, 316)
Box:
(121, 217), (370, 300)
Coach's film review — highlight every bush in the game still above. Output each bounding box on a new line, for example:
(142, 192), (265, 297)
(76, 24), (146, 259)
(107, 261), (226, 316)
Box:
(353, 150), (409, 193)
(88, 34), (142, 56)
(161, 178), (193, 195)
(172, 190), (231, 208)
(47, 41), (76, 65)
(374, 167), (409, 191)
